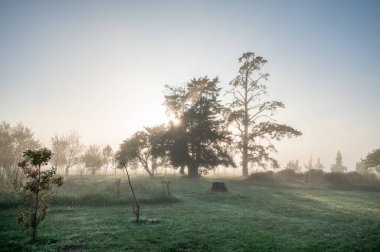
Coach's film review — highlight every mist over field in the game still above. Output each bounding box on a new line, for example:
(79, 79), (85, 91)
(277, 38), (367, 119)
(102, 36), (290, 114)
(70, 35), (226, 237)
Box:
(1, 0), (380, 251)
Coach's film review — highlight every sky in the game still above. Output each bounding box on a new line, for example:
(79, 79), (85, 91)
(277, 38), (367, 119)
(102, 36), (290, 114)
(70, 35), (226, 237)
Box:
(1, 0), (379, 171)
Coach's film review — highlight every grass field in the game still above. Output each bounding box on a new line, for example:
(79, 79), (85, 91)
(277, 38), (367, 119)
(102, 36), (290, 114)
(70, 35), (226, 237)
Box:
(1, 175), (380, 251)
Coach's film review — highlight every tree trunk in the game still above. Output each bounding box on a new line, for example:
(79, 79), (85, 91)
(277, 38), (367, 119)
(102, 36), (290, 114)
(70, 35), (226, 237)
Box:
(91, 168), (95, 176)
(242, 72), (249, 177)
(65, 166), (69, 176)
(31, 165), (41, 242)
(179, 165), (185, 175)
(188, 164), (199, 177)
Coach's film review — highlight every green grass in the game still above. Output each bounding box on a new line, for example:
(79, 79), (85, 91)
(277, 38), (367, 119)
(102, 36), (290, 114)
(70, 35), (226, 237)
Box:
(1, 175), (379, 251)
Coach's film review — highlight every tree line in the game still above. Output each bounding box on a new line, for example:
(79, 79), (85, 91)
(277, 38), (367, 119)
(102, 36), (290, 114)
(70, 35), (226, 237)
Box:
(1, 52), (379, 183)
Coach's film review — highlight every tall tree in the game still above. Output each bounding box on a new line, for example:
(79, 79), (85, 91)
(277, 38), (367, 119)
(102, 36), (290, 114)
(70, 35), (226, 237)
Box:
(362, 148), (380, 172)
(82, 145), (103, 176)
(116, 125), (168, 177)
(330, 151), (347, 173)
(226, 52), (302, 177)
(164, 77), (235, 177)
(50, 131), (83, 176)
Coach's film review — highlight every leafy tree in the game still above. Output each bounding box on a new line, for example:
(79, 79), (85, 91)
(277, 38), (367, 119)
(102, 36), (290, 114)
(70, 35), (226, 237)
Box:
(102, 145), (114, 174)
(226, 52), (302, 177)
(116, 125), (168, 177)
(0, 121), (40, 189)
(82, 145), (103, 175)
(330, 151), (347, 173)
(362, 148), (380, 172)
(17, 148), (63, 242)
(50, 131), (83, 176)
(164, 77), (235, 177)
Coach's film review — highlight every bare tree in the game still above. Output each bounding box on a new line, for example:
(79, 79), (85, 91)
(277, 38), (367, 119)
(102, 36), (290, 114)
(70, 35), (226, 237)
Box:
(102, 145), (113, 174)
(0, 121), (40, 189)
(226, 52), (302, 177)
(51, 131), (83, 176)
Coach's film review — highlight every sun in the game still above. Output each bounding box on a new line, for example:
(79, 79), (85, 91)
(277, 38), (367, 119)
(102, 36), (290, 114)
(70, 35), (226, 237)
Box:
(173, 118), (182, 127)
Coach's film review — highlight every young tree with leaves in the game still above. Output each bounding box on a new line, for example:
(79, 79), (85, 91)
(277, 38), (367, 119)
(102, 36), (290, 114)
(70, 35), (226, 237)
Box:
(226, 52), (302, 177)
(164, 77), (235, 177)
(17, 148), (63, 242)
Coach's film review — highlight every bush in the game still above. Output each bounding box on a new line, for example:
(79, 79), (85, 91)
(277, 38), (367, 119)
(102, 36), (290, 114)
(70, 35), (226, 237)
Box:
(275, 169), (304, 183)
(248, 171), (275, 184)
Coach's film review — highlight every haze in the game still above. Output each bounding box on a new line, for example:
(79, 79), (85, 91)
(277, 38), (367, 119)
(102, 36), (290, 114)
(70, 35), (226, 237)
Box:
(1, 0), (379, 169)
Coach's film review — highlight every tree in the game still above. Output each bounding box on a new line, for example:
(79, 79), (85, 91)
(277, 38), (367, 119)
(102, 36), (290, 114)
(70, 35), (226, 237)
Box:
(163, 77), (235, 177)
(362, 148), (380, 172)
(330, 151), (347, 173)
(0, 121), (40, 189)
(315, 158), (324, 170)
(102, 145), (114, 174)
(116, 125), (168, 177)
(50, 131), (83, 176)
(17, 148), (63, 242)
(82, 145), (103, 175)
(304, 157), (314, 170)
(226, 52), (302, 177)
(285, 160), (302, 172)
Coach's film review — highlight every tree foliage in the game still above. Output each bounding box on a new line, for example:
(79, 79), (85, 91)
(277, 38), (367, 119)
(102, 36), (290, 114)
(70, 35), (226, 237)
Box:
(362, 148), (380, 172)
(226, 52), (302, 176)
(82, 145), (103, 176)
(116, 125), (168, 177)
(50, 131), (83, 176)
(0, 121), (40, 189)
(102, 145), (114, 174)
(330, 151), (347, 173)
(17, 148), (63, 242)
(163, 77), (235, 177)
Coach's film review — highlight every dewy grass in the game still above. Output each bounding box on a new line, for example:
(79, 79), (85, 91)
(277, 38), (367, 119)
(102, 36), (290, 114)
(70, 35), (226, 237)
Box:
(0, 175), (379, 251)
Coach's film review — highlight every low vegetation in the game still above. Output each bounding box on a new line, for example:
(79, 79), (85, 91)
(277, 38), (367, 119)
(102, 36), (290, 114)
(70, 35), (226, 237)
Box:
(1, 175), (379, 251)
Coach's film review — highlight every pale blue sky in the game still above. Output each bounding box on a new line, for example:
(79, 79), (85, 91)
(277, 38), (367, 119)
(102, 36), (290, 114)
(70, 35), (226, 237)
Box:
(1, 0), (379, 170)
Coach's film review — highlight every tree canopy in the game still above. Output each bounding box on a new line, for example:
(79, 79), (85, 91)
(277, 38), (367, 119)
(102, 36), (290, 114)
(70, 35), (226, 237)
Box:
(163, 76), (235, 177)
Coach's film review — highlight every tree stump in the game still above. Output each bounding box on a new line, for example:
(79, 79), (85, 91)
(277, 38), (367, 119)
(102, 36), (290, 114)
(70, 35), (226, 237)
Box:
(211, 182), (228, 192)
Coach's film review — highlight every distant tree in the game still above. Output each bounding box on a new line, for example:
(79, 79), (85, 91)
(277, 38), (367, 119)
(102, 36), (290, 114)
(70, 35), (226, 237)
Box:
(50, 131), (83, 176)
(163, 77), (235, 177)
(116, 125), (168, 177)
(0, 121), (40, 189)
(315, 158), (324, 170)
(226, 52), (302, 177)
(285, 160), (302, 172)
(362, 148), (380, 173)
(102, 145), (114, 174)
(17, 148), (63, 242)
(83, 145), (103, 175)
(330, 151), (347, 173)
(304, 157), (314, 170)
